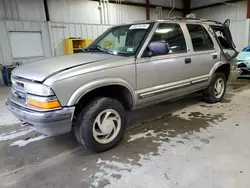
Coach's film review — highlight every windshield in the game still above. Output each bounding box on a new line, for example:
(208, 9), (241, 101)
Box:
(87, 23), (153, 56)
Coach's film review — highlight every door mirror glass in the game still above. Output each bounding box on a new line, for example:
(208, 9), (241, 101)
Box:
(147, 41), (170, 56)
(224, 19), (231, 28)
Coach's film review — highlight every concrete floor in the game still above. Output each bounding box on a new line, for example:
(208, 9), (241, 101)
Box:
(0, 80), (250, 188)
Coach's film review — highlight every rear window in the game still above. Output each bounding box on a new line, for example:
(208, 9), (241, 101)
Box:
(186, 24), (214, 51)
(211, 25), (238, 60)
(212, 26), (235, 50)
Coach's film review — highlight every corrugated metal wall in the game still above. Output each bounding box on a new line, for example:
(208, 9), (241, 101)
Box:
(50, 22), (112, 56)
(230, 20), (250, 51)
(192, 1), (247, 22)
(47, 0), (147, 25)
(190, 0), (237, 9)
(48, 0), (102, 24)
(47, 0), (183, 25)
(0, 20), (52, 66)
(0, 0), (46, 21)
(150, 0), (183, 9)
(192, 1), (248, 51)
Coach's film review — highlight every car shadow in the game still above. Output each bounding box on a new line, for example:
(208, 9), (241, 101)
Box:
(52, 92), (204, 146)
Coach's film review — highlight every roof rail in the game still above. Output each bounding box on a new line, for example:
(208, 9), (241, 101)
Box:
(170, 16), (223, 25)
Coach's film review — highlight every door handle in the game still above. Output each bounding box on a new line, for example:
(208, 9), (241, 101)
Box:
(213, 54), (218, 59)
(185, 58), (191, 64)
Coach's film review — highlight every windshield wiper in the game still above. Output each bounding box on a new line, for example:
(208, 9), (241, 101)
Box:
(87, 45), (114, 55)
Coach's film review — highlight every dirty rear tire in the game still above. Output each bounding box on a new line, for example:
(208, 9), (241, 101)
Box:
(74, 98), (126, 153)
(203, 72), (226, 103)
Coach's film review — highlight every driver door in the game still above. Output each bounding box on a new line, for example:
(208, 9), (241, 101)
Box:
(136, 22), (194, 107)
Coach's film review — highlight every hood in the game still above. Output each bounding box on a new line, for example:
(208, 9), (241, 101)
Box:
(12, 53), (114, 82)
(237, 52), (250, 61)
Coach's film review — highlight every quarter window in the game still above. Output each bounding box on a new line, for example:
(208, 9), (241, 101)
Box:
(187, 24), (214, 51)
(149, 23), (187, 55)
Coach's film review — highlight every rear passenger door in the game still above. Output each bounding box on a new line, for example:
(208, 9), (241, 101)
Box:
(185, 24), (217, 80)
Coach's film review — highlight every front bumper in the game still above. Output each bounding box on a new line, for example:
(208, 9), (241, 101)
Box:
(237, 62), (250, 77)
(238, 68), (250, 77)
(7, 99), (75, 136)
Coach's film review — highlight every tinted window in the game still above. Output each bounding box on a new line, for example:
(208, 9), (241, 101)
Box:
(213, 28), (232, 49)
(150, 23), (187, 55)
(187, 24), (214, 51)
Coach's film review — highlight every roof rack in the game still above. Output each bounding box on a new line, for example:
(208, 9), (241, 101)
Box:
(170, 16), (223, 25)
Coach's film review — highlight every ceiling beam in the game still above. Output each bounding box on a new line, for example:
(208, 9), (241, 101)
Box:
(182, 0), (190, 16)
(190, 0), (245, 11)
(43, 0), (50, 21)
(146, 0), (150, 20)
(247, 0), (250, 18)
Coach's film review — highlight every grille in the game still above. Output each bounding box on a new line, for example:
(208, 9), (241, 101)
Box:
(10, 77), (28, 108)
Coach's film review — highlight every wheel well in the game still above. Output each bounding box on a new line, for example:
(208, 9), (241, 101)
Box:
(215, 64), (230, 80)
(74, 85), (133, 117)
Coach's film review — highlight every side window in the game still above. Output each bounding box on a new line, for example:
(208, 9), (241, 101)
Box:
(149, 23), (187, 55)
(186, 24), (214, 51)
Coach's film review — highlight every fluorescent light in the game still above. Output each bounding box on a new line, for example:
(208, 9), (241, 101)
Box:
(155, 28), (173, 34)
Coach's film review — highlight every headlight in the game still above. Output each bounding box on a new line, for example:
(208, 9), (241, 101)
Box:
(26, 95), (61, 109)
(24, 83), (54, 96)
(11, 77), (60, 110)
(12, 79), (54, 96)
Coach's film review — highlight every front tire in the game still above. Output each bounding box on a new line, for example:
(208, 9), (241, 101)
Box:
(74, 98), (126, 153)
(203, 72), (226, 103)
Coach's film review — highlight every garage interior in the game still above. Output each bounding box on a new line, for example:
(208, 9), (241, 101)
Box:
(1, 0), (250, 187)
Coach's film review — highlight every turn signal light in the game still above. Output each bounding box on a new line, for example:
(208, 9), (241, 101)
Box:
(27, 98), (61, 109)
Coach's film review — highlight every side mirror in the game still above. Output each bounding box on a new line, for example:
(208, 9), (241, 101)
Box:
(147, 41), (170, 56)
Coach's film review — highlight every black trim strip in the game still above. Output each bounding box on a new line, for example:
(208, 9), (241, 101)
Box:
(138, 78), (208, 99)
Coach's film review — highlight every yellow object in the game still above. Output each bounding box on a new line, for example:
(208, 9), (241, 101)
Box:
(104, 40), (114, 49)
(63, 38), (93, 55)
(27, 98), (61, 109)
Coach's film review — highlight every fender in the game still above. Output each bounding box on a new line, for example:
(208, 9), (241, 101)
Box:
(67, 77), (137, 108)
(208, 60), (229, 83)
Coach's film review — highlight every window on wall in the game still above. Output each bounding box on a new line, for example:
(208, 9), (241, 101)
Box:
(9, 31), (44, 58)
(150, 23), (187, 55)
(186, 24), (214, 51)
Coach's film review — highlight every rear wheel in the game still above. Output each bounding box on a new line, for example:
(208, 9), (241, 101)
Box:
(203, 72), (226, 103)
(74, 98), (126, 152)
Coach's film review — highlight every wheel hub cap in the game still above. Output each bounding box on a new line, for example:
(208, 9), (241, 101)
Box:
(214, 78), (225, 99)
(101, 119), (115, 134)
(92, 109), (121, 144)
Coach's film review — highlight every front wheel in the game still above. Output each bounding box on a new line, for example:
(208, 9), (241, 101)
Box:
(74, 98), (126, 153)
(203, 72), (227, 103)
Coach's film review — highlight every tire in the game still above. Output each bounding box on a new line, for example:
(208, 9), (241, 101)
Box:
(203, 72), (227, 103)
(74, 97), (126, 153)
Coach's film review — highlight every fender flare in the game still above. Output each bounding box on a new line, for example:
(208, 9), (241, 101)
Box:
(67, 78), (137, 108)
(208, 60), (230, 83)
